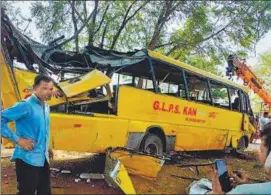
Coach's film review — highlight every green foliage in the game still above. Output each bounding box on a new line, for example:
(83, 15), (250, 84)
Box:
(252, 49), (271, 91)
(3, 0), (271, 77)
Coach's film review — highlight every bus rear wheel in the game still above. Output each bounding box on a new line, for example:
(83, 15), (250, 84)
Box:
(236, 137), (247, 154)
(143, 134), (163, 157)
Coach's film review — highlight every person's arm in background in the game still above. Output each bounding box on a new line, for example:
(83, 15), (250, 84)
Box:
(1, 101), (35, 150)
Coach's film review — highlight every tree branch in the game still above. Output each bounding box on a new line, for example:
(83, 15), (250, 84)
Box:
(94, 3), (110, 35)
(110, 0), (148, 51)
(100, 22), (108, 49)
(148, 1), (176, 50)
(83, 0), (87, 20)
(88, 0), (99, 46)
(126, 0), (148, 22)
(154, 41), (176, 49)
(166, 12), (241, 56)
(255, 3), (271, 40)
(23, 19), (32, 33)
(71, 0), (79, 52)
(47, 8), (96, 51)
(68, 0), (84, 23)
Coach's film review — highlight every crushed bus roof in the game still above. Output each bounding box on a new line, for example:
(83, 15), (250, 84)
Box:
(1, 7), (248, 92)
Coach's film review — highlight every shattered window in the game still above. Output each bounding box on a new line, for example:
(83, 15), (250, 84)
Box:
(119, 75), (133, 85)
(154, 64), (186, 99)
(133, 77), (154, 90)
(210, 81), (230, 109)
(185, 71), (211, 104)
(158, 82), (178, 97)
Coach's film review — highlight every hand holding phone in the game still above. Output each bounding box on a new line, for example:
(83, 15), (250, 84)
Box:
(214, 159), (232, 192)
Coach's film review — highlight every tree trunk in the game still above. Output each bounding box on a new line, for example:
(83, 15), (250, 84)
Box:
(88, 0), (99, 46)
(71, 0), (79, 52)
(148, 1), (173, 50)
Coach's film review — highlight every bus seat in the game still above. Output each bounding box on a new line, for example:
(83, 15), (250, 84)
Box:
(232, 97), (240, 110)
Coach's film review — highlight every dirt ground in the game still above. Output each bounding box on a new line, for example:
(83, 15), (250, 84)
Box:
(1, 145), (270, 194)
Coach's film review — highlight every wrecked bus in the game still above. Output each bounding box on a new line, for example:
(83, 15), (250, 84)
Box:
(1, 9), (255, 156)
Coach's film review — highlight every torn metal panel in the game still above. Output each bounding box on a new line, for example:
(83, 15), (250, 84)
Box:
(104, 147), (166, 194)
(107, 148), (165, 180)
(126, 132), (145, 150)
(58, 69), (111, 98)
(104, 150), (136, 194)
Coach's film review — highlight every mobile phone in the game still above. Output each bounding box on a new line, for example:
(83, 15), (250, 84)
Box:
(214, 159), (232, 192)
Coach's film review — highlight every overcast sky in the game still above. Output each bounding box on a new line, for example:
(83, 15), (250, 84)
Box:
(10, 1), (271, 66)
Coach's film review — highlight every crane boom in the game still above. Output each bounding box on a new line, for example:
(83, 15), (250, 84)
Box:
(227, 55), (271, 112)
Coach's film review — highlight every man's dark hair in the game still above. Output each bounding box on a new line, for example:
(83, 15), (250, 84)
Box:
(264, 112), (269, 117)
(262, 122), (271, 153)
(33, 74), (53, 87)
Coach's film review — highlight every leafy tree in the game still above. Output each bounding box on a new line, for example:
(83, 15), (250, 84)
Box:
(249, 49), (271, 112)
(1, 1), (33, 36)
(3, 1), (271, 75)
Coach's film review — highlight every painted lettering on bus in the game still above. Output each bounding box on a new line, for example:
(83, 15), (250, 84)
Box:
(183, 106), (197, 116)
(209, 112), (218, 118)
(153, 101), (181, 114)
(185, 117), (206, 123)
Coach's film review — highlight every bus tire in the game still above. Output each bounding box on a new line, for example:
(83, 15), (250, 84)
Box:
(235, 136), (247, 154)
(143, 134), (163, 157)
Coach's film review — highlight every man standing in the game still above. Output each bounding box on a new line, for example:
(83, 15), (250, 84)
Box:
(260, 112), (270, 136)
(1, 75), (54, 195)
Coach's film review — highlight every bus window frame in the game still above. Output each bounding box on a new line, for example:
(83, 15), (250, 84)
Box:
(184, 70), (212, 104)
(141, 56), (248, 113)
(209, 79), (231, 110)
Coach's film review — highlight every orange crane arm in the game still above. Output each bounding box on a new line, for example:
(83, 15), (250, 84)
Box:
(227, 55), (271, 111)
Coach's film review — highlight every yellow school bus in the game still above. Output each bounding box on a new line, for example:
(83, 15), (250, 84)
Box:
(1, 10), (256, 155)
(1, 45), (256, 156)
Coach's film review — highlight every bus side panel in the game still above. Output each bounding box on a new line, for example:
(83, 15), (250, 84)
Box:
(118, 86), (212, 150)
(118, 86), (245, 151)
(207, 110), (243, 150)
(174, 125), (210, 151)
(1, 51), (21, 148)
(50, 113), (129, 153)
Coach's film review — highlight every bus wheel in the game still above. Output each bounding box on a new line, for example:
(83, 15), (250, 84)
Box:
(143, 134), (163, 157)
(236, 137), (246, 153)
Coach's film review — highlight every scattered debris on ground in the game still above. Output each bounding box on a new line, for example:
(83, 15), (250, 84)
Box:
(2, 146), (269, 194)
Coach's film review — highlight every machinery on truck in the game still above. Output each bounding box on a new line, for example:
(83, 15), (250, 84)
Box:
(227, 55), (271, 114)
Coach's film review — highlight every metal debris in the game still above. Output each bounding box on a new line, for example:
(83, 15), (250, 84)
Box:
(50, 168), (60, 172)
(79, 173), (105, 180)
(74, 178), (81, 183)
(61, 170), (71, 174)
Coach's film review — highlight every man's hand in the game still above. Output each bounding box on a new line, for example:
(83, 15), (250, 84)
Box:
(231, 170), (248, 186)
(49, 149), (54, 160)
(209, 169), (225, 194)
(17, 138), (35, 151)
